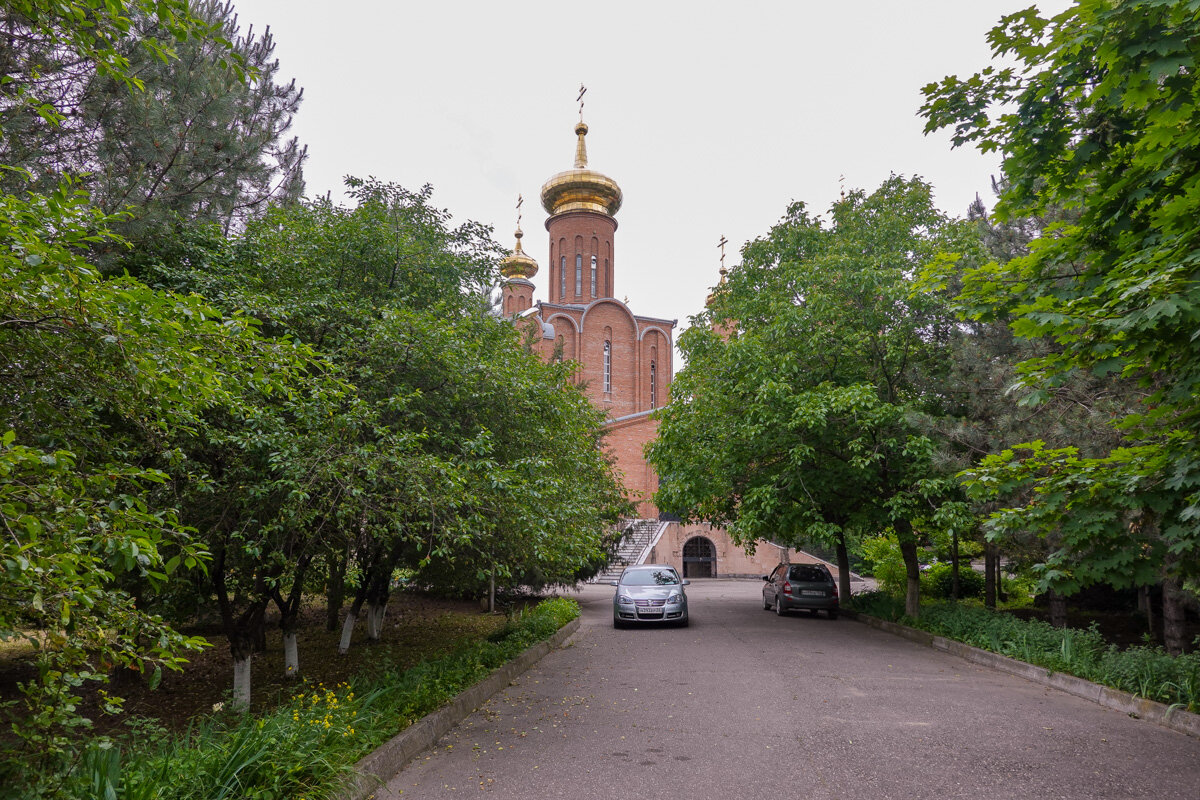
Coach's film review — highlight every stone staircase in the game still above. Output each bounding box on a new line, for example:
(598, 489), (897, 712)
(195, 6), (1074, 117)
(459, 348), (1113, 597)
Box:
(592, 519), (661, 582)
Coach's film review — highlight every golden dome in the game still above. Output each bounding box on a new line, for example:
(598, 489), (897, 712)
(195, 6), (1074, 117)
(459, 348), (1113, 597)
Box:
(540, 121), (622, 218)
(500, 227), (538, 279)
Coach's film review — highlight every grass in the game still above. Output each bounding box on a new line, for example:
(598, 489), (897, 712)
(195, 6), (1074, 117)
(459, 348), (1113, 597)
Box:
(850, 592), (1200, 712)
(12, 596), (579, 800)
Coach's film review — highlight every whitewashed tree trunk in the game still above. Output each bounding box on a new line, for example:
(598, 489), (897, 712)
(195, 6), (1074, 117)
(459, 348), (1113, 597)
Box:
(283, 631), (299, 678)
(338, 609), (358, 655)
(232, 655), (252, 710)
(366, 601), (387, 640)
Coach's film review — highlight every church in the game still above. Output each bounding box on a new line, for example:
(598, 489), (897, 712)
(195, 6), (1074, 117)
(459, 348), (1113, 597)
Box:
(499, 115), (818, 579)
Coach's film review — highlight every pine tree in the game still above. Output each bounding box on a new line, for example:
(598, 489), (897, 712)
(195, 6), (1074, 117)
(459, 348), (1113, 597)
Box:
(0, 1), (305, 242)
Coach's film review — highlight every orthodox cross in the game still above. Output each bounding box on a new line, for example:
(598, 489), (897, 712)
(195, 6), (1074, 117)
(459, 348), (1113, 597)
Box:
(577, 83), (587, 120)
(516, 193), (523, 228)
(718, 234), (729, 277)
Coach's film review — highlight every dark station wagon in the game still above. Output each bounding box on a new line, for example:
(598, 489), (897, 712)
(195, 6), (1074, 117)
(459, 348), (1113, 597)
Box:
(762, 562), (839, 619)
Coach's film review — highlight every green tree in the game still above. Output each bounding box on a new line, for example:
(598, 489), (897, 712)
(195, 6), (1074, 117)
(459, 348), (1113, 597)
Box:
(142, 178), (625, 675)
(0, 1), (322, 765)
(652, 177), (975, 616)
(920, 0), (1200, 649)
(2, 0), (304, 240)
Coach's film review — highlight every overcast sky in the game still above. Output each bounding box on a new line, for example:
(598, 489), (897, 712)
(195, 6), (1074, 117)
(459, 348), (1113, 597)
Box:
(230, 0), (1069, 342)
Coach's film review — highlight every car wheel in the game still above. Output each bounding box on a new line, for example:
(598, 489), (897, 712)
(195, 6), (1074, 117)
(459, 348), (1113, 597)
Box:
(677, 616), (689, 628)
(828, 610), (839, 620)
(613, 618), (625, 629)
(763, 592), (772, 610)
(775, 594), (786, 616)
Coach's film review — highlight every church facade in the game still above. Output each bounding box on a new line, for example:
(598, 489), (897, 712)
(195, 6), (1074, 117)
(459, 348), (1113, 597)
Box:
(500, 118), (821, 580)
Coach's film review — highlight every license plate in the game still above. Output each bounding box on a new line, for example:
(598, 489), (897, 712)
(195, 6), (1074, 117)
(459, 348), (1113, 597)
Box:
(801, 590), (824, 596)
(638, 608), (663, 616)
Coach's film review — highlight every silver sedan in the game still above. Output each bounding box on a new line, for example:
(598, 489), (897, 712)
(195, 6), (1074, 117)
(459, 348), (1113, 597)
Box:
(611, 564), (690, 628)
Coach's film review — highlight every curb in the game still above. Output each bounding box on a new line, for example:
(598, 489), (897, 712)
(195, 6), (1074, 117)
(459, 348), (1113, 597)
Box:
(343, 615), (583, 800)
(844, 609), (1200, 740)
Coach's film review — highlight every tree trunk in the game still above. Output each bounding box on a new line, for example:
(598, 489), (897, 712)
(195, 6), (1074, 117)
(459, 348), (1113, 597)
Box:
(1163, 573), (1187, 656)
(1048, 588), (1067, 628)
(366, 601), (388, 640)
(211, 544), (269, 712)
(950, 529), (960, 601)
(834, 532), (852, 606)
(270, 555), (311, 679)
(995, 552), (1007, 602)
(488, 571), (496, 614)
(984, 543), (998, 609)
(1138, 584), (1155, 641)
(253, 613), (267, 653)
(897, 531), (921, 619)
(363, 557), (393, 642)
(338, 592), (367, 655)
(283, 632), (299, 678)
(232, 651), (252, 711)
(326, 547), (347, 632)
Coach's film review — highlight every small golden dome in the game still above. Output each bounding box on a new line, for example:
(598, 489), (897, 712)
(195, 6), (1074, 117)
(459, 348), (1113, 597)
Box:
(540, 121), (622, 218)
(500, 227), (538, 279)
(705, 266), (728, 307)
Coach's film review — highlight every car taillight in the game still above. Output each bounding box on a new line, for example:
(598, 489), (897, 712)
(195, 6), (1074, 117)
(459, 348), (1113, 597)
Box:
(783, 581), (792, 595)
(831, 584), (838, 597)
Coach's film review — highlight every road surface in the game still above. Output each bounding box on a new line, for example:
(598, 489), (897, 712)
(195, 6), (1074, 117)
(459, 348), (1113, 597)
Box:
(373, 579), (1200, 799)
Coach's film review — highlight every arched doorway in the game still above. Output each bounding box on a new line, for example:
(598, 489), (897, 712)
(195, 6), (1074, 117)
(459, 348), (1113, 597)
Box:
(682, 536), (717, 578)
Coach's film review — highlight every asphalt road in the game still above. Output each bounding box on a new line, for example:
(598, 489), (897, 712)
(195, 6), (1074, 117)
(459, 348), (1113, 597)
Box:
(374, 579), (1200, 800)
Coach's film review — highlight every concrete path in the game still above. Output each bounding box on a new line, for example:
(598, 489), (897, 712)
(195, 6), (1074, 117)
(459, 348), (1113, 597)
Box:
(373, 580), (1200, 799)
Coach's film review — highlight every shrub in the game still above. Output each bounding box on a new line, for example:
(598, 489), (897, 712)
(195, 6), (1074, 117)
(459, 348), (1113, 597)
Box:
(851, 593), (1200, 711)
(921, 562), (985, 599)
(858, 535), (906, 597)
(22, 596), (580, 800)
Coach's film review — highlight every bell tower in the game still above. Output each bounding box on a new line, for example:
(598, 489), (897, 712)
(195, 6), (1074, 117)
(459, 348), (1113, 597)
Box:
(540, 119), (622, 304)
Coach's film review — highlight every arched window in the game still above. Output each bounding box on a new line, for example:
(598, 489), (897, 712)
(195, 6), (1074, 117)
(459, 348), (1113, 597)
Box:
(603, 341), (612, 394)
(559, 256), (566, 298)
(650, 360), (657, 409)
(590, 255), (597, 297)
(575, 253), (583, 296)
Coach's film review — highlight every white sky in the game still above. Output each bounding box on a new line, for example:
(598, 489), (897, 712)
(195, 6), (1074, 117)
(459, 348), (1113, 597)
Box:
(231, 0), (1069, 343)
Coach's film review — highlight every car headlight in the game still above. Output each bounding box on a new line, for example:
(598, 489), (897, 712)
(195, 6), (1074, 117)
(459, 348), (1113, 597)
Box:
(667, 593), (682, 605)
(618, 594), (634, 604)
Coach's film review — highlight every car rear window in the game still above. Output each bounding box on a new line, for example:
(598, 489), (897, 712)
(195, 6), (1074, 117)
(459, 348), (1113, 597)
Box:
(788, 565), (829, 582)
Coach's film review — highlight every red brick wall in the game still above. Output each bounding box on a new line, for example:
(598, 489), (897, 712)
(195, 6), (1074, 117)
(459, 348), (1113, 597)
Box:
(648, 522), (839, 580)
(545, 211), (616, 303)
(502, 279), (534, 317)
(604, 413), (660, 518)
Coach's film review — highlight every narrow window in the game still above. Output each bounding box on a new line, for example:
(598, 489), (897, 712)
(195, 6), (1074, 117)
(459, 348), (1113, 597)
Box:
(559, 256), (566, 298)
(603, 341), (612, 394)
(590, 255), (597, 297)
(575, 253), (583, 296)
(650, 361), (657, 409)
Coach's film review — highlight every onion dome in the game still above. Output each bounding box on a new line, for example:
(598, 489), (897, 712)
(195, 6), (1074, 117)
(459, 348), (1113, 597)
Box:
(706, 266), (728, 307)
(500, 227), (538, 279)
(540, 121), (623, 218)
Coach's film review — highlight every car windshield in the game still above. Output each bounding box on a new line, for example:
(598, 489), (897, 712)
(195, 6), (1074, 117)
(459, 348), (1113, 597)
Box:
(788, 565), (829, 582)
(622, 569), (679, 586)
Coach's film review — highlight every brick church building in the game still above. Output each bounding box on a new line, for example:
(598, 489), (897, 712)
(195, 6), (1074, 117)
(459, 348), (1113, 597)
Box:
(499, 117), (818, 579)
